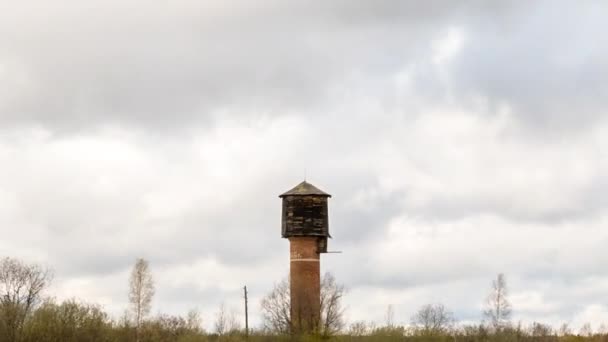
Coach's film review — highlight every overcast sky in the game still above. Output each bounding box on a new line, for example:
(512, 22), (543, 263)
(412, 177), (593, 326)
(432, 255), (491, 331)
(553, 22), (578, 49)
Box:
(1, 0), (608, 332)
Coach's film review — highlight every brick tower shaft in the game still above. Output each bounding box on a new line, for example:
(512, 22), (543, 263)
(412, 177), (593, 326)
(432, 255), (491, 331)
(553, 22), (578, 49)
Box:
(280, 181), (331, 334)
(289, 237), (321, 333)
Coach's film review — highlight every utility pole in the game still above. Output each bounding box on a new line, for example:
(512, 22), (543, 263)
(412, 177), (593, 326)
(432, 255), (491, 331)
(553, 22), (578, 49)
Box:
(243, 285), (249, 338)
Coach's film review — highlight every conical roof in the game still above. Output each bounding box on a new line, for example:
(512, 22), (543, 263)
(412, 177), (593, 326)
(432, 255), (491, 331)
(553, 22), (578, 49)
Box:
(279, 181), (331, 198)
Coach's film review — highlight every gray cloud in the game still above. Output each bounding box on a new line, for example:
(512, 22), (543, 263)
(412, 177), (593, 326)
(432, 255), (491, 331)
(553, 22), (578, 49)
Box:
(448, 1), (608, 131)
(0, 0), (530, 133)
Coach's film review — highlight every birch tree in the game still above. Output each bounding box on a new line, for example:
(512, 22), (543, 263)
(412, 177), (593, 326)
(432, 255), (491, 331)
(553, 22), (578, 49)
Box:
(128, 258), (154, 342)
(483, 273), (512, 330)
(385, 304), (395, 328)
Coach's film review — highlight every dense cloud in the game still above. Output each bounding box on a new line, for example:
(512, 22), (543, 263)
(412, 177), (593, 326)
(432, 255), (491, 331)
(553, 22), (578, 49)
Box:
(1, 0), (607, 331)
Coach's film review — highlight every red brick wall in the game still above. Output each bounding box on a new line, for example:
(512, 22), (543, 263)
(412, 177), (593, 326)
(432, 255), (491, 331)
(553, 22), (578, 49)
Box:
(289, 237), (321, 333)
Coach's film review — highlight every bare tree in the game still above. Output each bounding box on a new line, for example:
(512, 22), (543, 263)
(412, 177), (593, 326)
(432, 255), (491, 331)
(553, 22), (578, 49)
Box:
(483, 273), (512, 330)
(213, 303), (228, 336)
(385, 304), (395, 328)
(529, 322), (553, 337)
(260, 273), (345, 336)
(348, 321), (370, 336)
(0, 257), (52, 342)
(579, 323), (593, 337)
(558, 323), (571, 336)
(411, 303), (455, 336)
(320, 273), (345, 337)
(558, 323), (572, 336)
(260, 278), (291, 334)
(128, 258), (154, 342)
(214, 303), (228, 336)
(214, 302), (240, 336)
(186, 309), (204, 334)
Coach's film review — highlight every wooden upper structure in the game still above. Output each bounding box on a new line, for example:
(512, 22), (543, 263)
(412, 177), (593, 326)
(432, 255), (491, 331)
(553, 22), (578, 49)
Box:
(280, 181), (331, 239)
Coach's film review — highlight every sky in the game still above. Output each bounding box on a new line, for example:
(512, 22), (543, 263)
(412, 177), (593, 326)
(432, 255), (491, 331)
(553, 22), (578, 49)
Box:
(1, 0), (608, 332)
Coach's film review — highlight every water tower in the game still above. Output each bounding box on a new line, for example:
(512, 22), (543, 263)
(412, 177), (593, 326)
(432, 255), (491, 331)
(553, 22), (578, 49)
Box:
(280, 181), (331, 333)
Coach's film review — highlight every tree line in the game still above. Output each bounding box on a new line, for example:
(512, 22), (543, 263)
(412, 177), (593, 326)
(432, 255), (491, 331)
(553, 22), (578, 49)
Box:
(0, 256), (605, 341)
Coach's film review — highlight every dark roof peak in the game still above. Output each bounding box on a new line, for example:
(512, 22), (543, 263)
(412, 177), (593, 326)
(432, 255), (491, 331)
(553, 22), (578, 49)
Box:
(279, 181), (331, 198)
